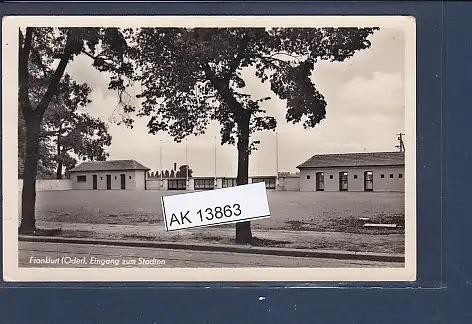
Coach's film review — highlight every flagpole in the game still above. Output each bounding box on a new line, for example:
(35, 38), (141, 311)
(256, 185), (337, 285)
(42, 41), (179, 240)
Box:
(214, 136), (217, 178)
(275, 132), (279, 187)
(185, 139), (188, 182)
(160, 140), (163, 187)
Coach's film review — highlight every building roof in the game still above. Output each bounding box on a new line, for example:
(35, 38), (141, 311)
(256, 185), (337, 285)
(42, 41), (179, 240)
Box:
(69, 160), (150, 172)
(297, 152), (405, 169)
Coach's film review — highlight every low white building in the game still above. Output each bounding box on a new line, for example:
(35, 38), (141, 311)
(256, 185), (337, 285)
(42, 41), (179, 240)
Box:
(297, 152), (405, 192)
(68, 160), (150, 190)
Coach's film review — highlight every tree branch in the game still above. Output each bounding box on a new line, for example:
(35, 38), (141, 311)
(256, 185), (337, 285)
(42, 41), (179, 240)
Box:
(260, 55), (295, 68)
(31, 47), (50, 78)
(36, 30), (74, 117)
(268, 51), (303, 61)
(201, 61), (248, 119)
(18, 28), (33, 115)
(81, 49), (118, 72)
(223, 33), (251, 83)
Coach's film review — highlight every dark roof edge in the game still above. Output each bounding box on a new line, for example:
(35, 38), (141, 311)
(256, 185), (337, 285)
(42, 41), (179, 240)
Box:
(297, 163), (405, 169)
(69, 168), (150, 172)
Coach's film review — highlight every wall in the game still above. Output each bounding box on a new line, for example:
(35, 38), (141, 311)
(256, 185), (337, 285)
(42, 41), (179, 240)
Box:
(187, 178), (195, 190)
(146, 179), (162, 190)
(134, 170), (146, 190)
(216, 178), (223, 189)
(299, 166), (405, 192)
(278, 176), (300, 191)
(18, 179), (72, 191)
(371, 166), (405, 192)
(70, 170), (142, 190)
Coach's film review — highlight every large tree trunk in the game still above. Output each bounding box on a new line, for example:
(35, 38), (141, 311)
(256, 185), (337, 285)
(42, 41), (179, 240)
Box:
(18, 27), (72, 234)
(235, 112), (252, 244)
(56, 131), (63, 179)
(56, 161), (63, 179)
(19, 114), (42, 234)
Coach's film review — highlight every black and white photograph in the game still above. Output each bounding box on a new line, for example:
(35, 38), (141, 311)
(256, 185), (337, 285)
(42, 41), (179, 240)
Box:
(2, 16), (416, 281)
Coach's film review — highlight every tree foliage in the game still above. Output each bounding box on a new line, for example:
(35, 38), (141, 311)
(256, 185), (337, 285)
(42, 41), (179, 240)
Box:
(115, 27), (378, 243)
(175, 165), (193, 178)
(24, 73), (113, 179)
(117, 27), (377, 148)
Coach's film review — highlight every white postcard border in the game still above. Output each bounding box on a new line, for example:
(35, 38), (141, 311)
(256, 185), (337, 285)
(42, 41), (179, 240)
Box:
(2, 15), (416, 282)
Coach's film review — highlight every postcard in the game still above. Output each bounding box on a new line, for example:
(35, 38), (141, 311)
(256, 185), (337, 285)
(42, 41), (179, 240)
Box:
(2, 15), (416, 282)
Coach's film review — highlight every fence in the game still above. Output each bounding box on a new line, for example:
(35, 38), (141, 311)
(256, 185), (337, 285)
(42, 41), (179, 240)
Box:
(145, 177), (283, 191)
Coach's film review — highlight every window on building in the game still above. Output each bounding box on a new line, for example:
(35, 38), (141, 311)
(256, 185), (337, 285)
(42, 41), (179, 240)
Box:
(252, 177), (276, 189)
(129, 176), (132, 179)
(194, 178), (214, 190)
(381, 174), (385, 178)
(307, 175), (311, 180)
(315, 172), (324, 191)
(399, 173), (403, 178)
(77, 175), (86, 182)
(339, 172), (348, 191)
(354, 174), (358, 179)
(222, 178), (237, 188)
(115, 176), (117, 179)
(330, 175), (333, 179)
(390, 174), (394, 178)
(168, 179), (186, 190)
(100, 177), (103, 180)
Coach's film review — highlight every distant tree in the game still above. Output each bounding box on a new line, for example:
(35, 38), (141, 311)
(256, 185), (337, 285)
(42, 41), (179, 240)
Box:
(39, 74), (112, 179)
(176, 165), (193, 178)
(170, 169), (175, 178)
(150, 171), (154, 178)
(121, 27), (378, 243)
(164, 170), (170, 178)
(155, 171), (159, 178)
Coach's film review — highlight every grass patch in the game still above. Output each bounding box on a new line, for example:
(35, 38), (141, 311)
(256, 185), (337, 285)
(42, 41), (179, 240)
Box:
(328, 214), (405, 234)
(284, 220), (315, 231)
(193, 233), (291, 247)
(19, 227), (63, 236)
(59, 230), (97, 238)
(250, 237), (290, 247)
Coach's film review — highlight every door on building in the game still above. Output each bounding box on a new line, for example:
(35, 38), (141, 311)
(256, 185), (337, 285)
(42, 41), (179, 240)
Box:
(120, 174), (126, 189)
(364, 171), (373, 191)
(339, 172), (348, 191)
(106, 175), (111, 190)
(92, 175), (98, 190)
(315, 172), (324, 191)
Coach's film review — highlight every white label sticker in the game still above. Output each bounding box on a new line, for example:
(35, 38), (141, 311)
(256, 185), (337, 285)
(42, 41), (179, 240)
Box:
(161, 182), (271, 231)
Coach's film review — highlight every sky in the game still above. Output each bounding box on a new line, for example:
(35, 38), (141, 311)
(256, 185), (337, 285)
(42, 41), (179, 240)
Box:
(65, 28), (406, 177)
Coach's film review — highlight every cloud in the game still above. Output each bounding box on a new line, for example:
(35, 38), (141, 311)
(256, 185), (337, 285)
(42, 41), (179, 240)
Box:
(340, 72), (404, 115)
